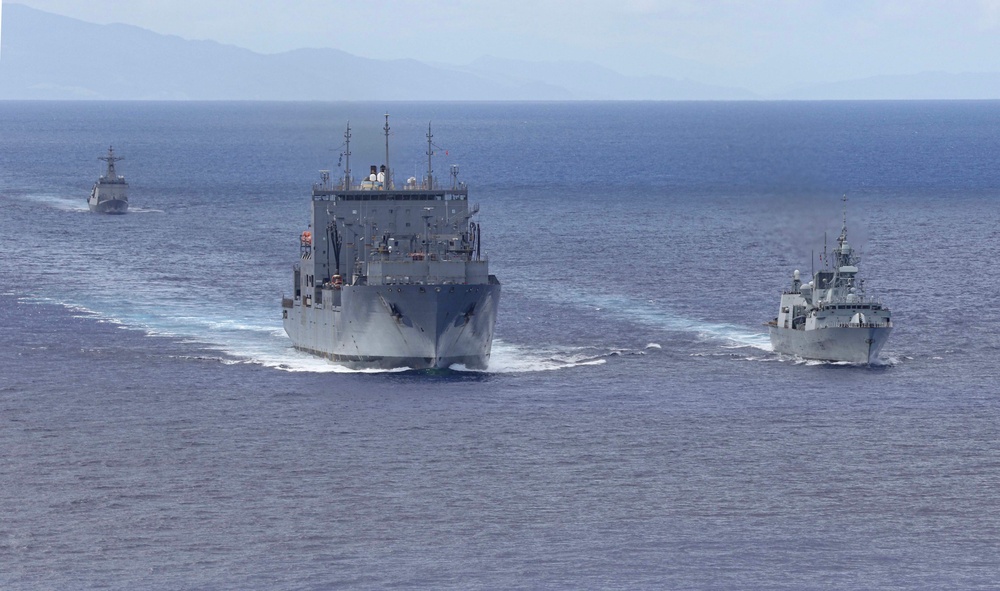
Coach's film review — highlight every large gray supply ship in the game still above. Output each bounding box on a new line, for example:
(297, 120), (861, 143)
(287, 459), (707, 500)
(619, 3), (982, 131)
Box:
(767, 198), (892, 364)
(88, 146), (128, 214)
(282, 117), (500, 370)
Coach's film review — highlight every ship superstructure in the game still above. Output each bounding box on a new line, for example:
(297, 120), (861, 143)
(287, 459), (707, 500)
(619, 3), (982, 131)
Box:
(88, 146), (128, 214)
(282, 117), (500, 369)
(767, 198), (892, 364)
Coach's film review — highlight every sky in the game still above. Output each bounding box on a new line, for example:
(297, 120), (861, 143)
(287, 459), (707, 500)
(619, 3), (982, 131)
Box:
(6, 0), (1000, 93)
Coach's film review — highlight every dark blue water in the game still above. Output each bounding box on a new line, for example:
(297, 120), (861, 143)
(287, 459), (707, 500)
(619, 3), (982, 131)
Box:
(2, 101), (1000, 590)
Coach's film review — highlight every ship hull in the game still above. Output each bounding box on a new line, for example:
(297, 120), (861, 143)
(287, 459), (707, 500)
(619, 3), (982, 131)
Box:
(89, 181), (128, 214)
(769, 325), (892, 364)
(283, 282), (500, 370)
(88, 198), (128, 214)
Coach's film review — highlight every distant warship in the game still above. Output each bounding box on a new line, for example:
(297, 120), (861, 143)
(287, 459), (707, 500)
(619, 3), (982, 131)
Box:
(88, 146), (128, 214)
(282, 116), (500, 369)
(767, 198), (892, 364)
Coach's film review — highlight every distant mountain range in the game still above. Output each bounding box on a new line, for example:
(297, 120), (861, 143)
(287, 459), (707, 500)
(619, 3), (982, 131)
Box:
(2, 4), (999, 101)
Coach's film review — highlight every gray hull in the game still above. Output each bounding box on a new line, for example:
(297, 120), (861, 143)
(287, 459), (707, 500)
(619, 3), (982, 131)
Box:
(769, 325), (892, 364)
(90, 147), (128, 213)
(88, 198), (128, 214)
(284, 282), (500, 370)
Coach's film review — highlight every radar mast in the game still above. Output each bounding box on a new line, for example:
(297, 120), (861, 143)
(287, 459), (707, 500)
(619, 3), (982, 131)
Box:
(99, 145), (124, 179)
(383, 113), (391, 189)
(343, 122), (352, 188)
(426, 122), (434, 189)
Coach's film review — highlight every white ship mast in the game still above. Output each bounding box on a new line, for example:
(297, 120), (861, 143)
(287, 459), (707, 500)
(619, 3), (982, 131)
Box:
(383, 113), (391, 189)
(343, 122), (352, 189)
(426, 122), (434, 189)
(99, 145), (124, 180)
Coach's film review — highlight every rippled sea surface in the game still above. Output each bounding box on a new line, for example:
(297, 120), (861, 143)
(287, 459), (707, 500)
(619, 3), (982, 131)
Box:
(2, 101), (1000, 590)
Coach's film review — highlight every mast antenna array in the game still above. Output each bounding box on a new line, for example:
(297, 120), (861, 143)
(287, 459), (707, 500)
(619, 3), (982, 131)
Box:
(343, 122), (352, 188)
(426, 122), (434, 189)
(383, 113), (391, 190)
(99, 145), (124, 178)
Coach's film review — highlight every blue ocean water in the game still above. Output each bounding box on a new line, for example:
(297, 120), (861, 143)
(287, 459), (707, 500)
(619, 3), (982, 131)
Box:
(1, 100), (1000, 590)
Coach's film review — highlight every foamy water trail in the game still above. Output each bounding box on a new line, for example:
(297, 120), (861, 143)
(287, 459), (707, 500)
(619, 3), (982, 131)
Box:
(453, 341), (611, 373)
(128, 307), (365, 373)
(22, 294), (329, 372)
(28, 293), (637, 375)
(125, 298), (654, 374)
(20, 193), (161, 214)
(22, 193), (90, 212)
(182, 292), (747, 373)
(556, 292), (771, 350)
(765, 351), (900, 368)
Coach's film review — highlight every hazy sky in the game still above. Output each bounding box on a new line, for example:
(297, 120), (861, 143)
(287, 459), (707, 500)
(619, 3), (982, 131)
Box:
(7, 0), (1000, 93)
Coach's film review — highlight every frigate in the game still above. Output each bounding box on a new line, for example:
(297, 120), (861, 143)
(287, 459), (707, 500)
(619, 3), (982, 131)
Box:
(282, 117), (500, 370)
(767, 198), (892, 364)
(88, 146), (128, 214)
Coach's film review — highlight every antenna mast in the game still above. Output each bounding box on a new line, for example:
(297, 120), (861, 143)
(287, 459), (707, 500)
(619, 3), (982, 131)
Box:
(99, 145), (124, 178)
(840, 193), (848, 246)
(426, 122), (434, 189)
(343, 122), (352, 188)
(383, 113), (391, 190)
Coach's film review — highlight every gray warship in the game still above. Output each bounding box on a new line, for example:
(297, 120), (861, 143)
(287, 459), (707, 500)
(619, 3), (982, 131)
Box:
(88, 146), (128, 214)
(767, 199), (892, 364)
(282, 117), (501, 370)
